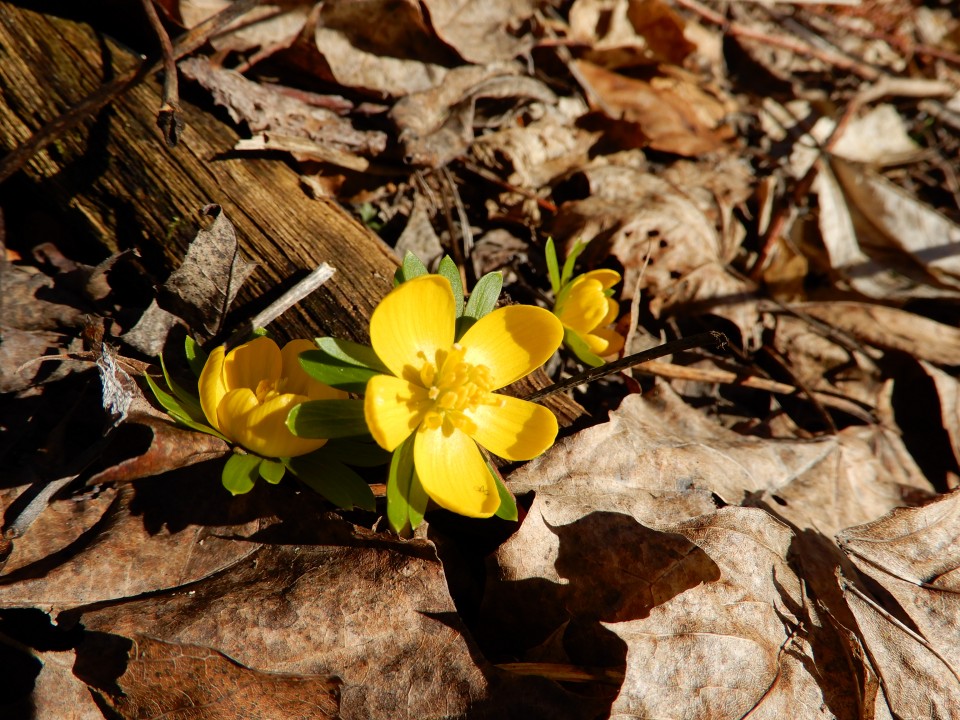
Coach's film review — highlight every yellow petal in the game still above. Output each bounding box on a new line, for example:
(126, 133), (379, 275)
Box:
(586, 327), (625, 357)
(601, 297), (619, 326)
(281, 339), (346, 400)
(370, 276), (455, 382)
(469, 395), (558, 461)
(460, 305), (563, 390)
(219, 388), (325, 458)
(582, 268), (621, 290)
(364, 374), (430, 451)
(414, 425), (500, 517)
(198, 345), (228, 432)
(223, 336), (283, 391)
(556, 278), (609, 334)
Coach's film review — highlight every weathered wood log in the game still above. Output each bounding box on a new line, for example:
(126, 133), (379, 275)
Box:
(0, 2), (398, 345)
(0, 3), (581, 423)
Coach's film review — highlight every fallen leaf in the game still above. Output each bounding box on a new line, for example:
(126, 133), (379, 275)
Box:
(303, 0), (454, 96)
(180, 57), (387, 158)
(795, 301), (960, 366)
(391, 63), (558, 168)
(89, 635), (341, 720)
(422, 0), (536, 64)
(0, 472), (263, 614)
(837, 490), (960, 716)
(574, 60), (732, 156)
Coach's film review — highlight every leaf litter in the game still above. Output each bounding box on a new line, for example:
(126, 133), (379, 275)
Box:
(3, 0), (960, 717)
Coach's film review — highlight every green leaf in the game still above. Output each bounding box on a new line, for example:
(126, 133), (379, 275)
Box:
(563, 327), (605, 368)
(314, 337), (389, 372)
(159, 353), (205, 421)
(222, 453), (262, 495)
(545, 237), (561, 295)
(407, 469), (429, 530)
(315, 438), (391, 467)
(560, 239), (588, 289)
(144, 372), (229, 441)
(299, 352), (380, 393)
(397, 252), (429, 283)
(259, 458), (286, 485)
(286, 454), (376, 511)
(387, 434), (427, 535)
(492, 467), (518, 522)
(437, 255), (465, 317)
(287, 399), (369, 439)
(184, 335), (207, 378)
(463, 271), (502, 321)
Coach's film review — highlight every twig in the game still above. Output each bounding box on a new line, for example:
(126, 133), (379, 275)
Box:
(673, 0), (880, 80)
(140, 0), (183, 146)
(438, 167), (476, 288)
(0, 0), (260, 183)
(225, 263), (336, 348)
(525, 331), (727, 402)
(460, 160), (558, 214)
(633, 359), (873, 422)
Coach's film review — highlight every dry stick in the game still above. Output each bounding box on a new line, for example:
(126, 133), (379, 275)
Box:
(225, 263), (337, 348)
(140, 0), (183, 146)
(438, 166), (476, 288)
(0, 0), (260, 184)
(460, 160), (558, 214)
(525, 331), (728, 402)
(673, 0), (880, 80)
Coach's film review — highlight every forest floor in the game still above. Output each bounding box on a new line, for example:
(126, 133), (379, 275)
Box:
(3, 1), (960, 718)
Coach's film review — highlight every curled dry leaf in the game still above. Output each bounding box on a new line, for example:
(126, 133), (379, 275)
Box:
(795, 301), (960, 367)
(607, 509), (826, 719)
(87, 635), (341, 720)
(179, 0), (310, 54)
(305, 0), (453, 96)
(180, 57), (387, 158)
(124, 205), (255, 354)
(574, 60), (733, 156)
(837, 490), (960, 716)
(391, 63), (558, 168)
(421, 0), (537, 64)
(569, 0), (695, 68)
(484, 383), (934, 715)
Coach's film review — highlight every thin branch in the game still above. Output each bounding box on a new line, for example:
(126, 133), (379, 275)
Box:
(0, 0), (260, 183)
(140, 0), (183, 146)
(525, 331), (728, 402)
(226, 263), (336, 347)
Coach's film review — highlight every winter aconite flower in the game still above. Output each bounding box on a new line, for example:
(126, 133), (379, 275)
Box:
(554, 269), (625, 362)
(199, 336), (345, 458)
(364, 275), (563, 517)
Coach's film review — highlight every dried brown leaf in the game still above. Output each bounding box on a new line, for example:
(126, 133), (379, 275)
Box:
(180, 57), (387, 157)
(391, 64), (558, 168)
(570, 0), (695, 68)
(838, 490), (960, 716)
(574, 60), (731, 156)
(0, 476), (262, 614)
(160, 205), (256, 339)
(306, 0), (453, 96)
(796, 301), (960, 366)
(422, 0), (536, 64)
(78, 542), (490, 719)
(93, 635), (341, 720)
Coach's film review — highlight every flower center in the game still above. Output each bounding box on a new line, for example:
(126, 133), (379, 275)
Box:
(417, 344), (499, 435)
(254, 378), (281, 404)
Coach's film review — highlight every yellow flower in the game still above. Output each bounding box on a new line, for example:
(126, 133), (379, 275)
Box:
(199, 336), (345, 458)
(364, 275), (563, 518)
(554, 269), (625, 358)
